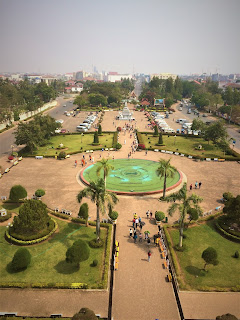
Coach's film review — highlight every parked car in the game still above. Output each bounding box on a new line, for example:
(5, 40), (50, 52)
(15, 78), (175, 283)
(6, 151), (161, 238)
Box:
(61, 129), (67, 133)
(202, 114), (207, 117)
(76, 126), (88, 132)
(55, 129), (61, 134)
(56, 119), (64, 124)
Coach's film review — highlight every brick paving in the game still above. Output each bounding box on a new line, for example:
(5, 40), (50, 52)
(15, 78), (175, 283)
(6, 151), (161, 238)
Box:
(0, 104), (239, 319)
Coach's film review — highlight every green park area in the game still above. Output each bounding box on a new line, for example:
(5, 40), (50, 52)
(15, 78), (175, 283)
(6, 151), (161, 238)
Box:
(167, 221), (240, 291)
(140, 133), (240, 160)
(22, 133), (115, 157)
(0, 218), (109, 289)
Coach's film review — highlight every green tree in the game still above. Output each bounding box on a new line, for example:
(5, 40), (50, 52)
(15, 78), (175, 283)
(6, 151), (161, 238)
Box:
(73, 95), (86, 111)
(165, 183), (202, 247)
(11, 199), (50, 235)
(66, 239), (90, 267)
(96, 158), (114, 188)
(11, 248), (31, 272)
(35, 189), (45, 197)
(9, 185), (27, 202)
(191, 119), (206, 132)
(158, 132), (163, 145)
(157, 159), (177, 198)
(72, 308), (98, 320)
(77, 179), (118, 241)
(98, 124), (102, 135)
(224, 87), (234, 105)
(223, 195), (240, 225)
(93, 131), (99, 144)
(78, 203), (89, 226)
(204, 120), (228, 144)
(202, 247), (218, 271)
(88, 93), (107, 107)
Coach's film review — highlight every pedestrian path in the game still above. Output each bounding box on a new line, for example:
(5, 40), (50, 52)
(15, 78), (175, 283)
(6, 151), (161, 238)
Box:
(112, 129), (180, 320)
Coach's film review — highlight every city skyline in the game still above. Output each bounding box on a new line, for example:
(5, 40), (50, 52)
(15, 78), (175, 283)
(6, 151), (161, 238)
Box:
(0, 0), (239, 75)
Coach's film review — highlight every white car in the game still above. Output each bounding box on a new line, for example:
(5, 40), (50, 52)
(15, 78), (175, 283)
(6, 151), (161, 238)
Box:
(55, 129), (61, 134)
(56, 119), (64, 124)
(66, 113), (71, 117)
(76, 126), (88, 132)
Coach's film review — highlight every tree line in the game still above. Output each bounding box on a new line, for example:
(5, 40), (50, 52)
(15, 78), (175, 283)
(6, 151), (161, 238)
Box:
(0, 79), (65, 123)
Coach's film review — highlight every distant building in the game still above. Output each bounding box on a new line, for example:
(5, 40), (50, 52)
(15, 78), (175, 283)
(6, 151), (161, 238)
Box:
(75, 71), (88, 80)
(212, 73), (219, 82)
(107, 72), (132, 82)
(41, 75), (58, 85)
(24, 74), (42, 83)
(150, 73), (177, 81)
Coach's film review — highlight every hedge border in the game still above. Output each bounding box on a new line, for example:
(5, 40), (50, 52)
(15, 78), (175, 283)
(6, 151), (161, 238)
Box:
(215, 220), (240, 242)
(5, 219), (58, 245)
(0, 282), (88, 289)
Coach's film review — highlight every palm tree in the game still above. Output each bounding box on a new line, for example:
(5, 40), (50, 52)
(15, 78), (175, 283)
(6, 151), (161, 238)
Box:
(77, 178), (118, 241)
(157, 159), (176, 198)
(165, 183), (202, 248)
(96, 158), (114, 188)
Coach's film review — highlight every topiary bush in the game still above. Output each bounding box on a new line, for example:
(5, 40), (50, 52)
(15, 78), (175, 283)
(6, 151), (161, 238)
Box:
(9, 185), (27, 202)
(115, 143), (122, 150)
(93, 131), (99, 144)
(158, 132), (163, 145)
(138, 143), (146, 150)
(223, 192), (233, 202)
(72, 308), (98, 320)
(98, 124), (102, 135)
(155, 211), (165, 221)
(58, 151), (66, 159)
(35, 189), (45, 197)
(89, 238), (104, 248)
(109, 210), (118, 221)
(66, 239), (90, 267)
(78, 203), (89, 226)
(234, 251), (239, 259)
(153, 125), (158, 136)
(11, 248), (31, 272)
(92, 259), (98, 267)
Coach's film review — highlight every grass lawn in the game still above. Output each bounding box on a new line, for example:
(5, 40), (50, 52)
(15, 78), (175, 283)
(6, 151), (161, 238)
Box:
(140, 133), (239, 159)
(0, 203), (22, 214)
(0, 219), (108, 288)
(168, 221), (240, 291)
(23, 133), (115, 156)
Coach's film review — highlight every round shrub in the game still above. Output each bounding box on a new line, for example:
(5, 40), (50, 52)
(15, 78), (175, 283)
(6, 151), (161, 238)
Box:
(115, 143), (122, 150)
(72, 308), (98, 320)
(234, 251), (239, 259)
(155, 211), (165, 221)
(35, 189), (45, 197)
(109, 210), (118, 220)
(11, 248), (31, 271)
(92, 259), (98, 267)
(58, 151), (66, 159)
(89, 238), (104, 248)
(66, 239), (90, 266)
(9, 185), (27, 202)
(223, 192), (233, 202)
(93, 132), (99, 144)
(117, 127), (122, 132)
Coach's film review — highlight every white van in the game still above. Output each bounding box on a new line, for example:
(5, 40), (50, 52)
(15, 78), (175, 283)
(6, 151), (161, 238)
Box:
(79, 123), (91, 129)
(176, 119), (186, 124)
(76, 126), (88, 132)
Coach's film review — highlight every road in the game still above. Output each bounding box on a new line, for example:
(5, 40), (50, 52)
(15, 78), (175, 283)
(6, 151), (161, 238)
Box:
(0, 96), (100, 159)
(134, 78), (144, 97)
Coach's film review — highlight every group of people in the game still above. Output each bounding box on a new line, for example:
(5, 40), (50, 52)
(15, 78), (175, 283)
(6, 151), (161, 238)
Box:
(189, 181), (202, 190)
(74, 154), (95, 168)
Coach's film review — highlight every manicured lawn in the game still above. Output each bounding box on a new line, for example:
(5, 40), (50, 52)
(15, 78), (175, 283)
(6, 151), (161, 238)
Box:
(0, 203), (22, 214)
(23, 133), (115, 156)
(0, 219), (108, 288)
(168, 221), (240, 291)
(140, 133), (238, 159)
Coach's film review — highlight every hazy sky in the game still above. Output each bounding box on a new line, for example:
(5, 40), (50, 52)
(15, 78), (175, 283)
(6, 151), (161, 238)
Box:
(0, 0), (239, 75)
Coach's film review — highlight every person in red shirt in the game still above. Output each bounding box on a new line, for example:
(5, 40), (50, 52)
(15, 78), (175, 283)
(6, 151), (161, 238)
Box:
(148, 250), (151, 262)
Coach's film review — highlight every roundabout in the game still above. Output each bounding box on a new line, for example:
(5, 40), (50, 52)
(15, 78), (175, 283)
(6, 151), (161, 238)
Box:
(80, 159), (183, 195)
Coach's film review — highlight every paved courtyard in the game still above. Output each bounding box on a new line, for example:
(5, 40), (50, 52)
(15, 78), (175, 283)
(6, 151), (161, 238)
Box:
(0, 104), (239, 319)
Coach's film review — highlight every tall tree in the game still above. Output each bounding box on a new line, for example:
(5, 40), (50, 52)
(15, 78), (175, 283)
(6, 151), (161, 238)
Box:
(96, 158), (114, 187)
(157, 159), (177, 198)
(165, 183), (202, 247)
(77, 179), (118, 241)
(73, 95), (86, 111)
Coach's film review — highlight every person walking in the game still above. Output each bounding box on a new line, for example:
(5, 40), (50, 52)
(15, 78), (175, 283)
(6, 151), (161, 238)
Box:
(139, 233), (143, 242)
(156, 237), (160, 247)
(199, 181), (202, 189)
(132, 219), (135, 228)
(158, 225), (161, 232)
(139, 222), (143, 231)
(146, 210), (150, 219)
(74, 160), (77, 168)
(135, 218), (139, 228)
(133, 233), (138, 243)
(195, 181), (198, 189)
(129, 228), (133, 237)
(190, 184), (192, 191)
(147, 238), (151, 246)
(148, 250), (151, 262)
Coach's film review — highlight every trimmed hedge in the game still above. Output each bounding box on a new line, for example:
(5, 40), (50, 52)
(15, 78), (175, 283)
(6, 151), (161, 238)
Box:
(0, 282), (88, 289)
(50, 210), (70, 220)
(215, 220), (240, 242)
(6, 219), (58, 245)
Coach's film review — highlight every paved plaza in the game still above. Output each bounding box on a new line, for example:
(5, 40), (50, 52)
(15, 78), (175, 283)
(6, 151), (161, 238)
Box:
(0, 104), (239, 319)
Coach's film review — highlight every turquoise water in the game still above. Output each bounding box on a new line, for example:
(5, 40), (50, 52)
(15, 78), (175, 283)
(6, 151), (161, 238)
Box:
(82, 159), (180, 193)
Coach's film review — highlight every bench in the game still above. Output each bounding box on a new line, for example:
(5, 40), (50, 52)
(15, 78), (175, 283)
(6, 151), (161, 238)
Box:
(115, 256), (119, 264)
(167, 273), (172, 282)
(218, 159), (225, 162)
(5, 168), (10, 173)
(114, 262), (119, 270)
(163, 260), (168, 269)
(13, 161), (18, 166)
(50, 314), (62, 318)
(18, 156), (23, 161)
